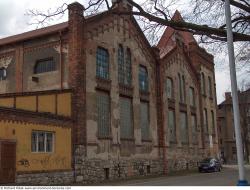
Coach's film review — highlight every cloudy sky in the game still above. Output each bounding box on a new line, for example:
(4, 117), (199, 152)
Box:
(0, 0), (238, 104)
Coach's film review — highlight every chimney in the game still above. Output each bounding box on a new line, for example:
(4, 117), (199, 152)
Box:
(68, 2), (86, 147)
(112, 0), (132, 11)
(225, 92), (231, 100)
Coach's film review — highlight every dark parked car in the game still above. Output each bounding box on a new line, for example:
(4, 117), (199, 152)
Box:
(198, 158), (222, 173)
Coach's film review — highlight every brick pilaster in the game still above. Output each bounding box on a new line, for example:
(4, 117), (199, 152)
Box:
(68, 2), (86, 148)
(15, 44), (23, 92)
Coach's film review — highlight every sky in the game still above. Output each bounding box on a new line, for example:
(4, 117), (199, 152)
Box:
(0, 0), (238, 104)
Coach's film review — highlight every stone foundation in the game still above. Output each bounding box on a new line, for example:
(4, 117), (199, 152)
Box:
(16, 171), (74, 185)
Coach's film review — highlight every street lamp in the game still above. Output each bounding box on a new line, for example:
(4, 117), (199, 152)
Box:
(224, 0), (248, 186)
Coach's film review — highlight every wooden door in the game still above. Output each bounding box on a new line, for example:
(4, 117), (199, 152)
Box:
(0, 141), (16, 184)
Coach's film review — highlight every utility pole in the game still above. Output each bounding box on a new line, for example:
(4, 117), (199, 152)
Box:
(224, 0), (248, 186)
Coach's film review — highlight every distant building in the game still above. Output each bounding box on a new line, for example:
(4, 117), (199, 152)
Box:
(0, 1), (218, 185)
(217, 90), (250, 163)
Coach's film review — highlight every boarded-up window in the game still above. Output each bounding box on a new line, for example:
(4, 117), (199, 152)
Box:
(203, 109), (208, 132)
(120, 97), (133, 139)
(96, 47), (109, 79)
(166, 77), (173, 99)
(191, 115), (197, 144)
(168, 109), (176, 142)
(189, 87), (195, 106)
(97, 92), (110, 137)
(34, 58), (56, 74)
(31, 131), (54, 153)
(139, 65), (148, 92)
(140, 102), (150, 140)
(180, 112), (188, 143)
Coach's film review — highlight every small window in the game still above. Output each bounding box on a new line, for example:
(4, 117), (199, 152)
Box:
(34, 58), (56, 74)
(31, 131), (54, 153)
(139, 65), (148, 92)
(166, 77), (173, 99)
(96, 47), (109, 79)
(0, 67), (7, 80)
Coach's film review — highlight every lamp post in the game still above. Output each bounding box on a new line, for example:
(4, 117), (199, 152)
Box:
(224, 0), (248, 186)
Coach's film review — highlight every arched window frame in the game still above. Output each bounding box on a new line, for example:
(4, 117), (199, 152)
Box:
(139, 65), (148, 92)
(0, 67), (7, 80)
(96, 47), (109, 79)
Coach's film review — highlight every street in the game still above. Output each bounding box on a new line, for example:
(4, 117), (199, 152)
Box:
(105, 165), (250, 186)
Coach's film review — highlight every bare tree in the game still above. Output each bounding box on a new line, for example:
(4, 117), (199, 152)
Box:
(26, 0), (249, 71)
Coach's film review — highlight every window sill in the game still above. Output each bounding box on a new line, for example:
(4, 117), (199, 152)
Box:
(121, 138), (135, 141)
(142, 139), (152, 143)
(98, 136), (112, 140)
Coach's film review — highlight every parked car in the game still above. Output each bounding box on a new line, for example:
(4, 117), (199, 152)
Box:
(198, 158), (222, 173)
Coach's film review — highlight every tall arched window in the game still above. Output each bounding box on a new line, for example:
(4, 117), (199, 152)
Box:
(125, 48), (132, 85)
(139, 65), (148, 92)
(96, 47), (109, 79)
(166, 77), (173, 99)
(208, 76), (213, 98)
(118, 45), (124, 84)
(34, 58), (56, 74)
(201, 72), (206, 95)
(118, 45), (132, 86)
(0, 67), (7, 80)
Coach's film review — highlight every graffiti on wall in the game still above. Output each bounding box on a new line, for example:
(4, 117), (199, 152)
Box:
(17, 155), (68, 169)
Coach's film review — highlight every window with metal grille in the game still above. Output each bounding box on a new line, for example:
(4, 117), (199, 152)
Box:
(191, 114), (197, 144)
(34, 58), (56, 74)
(189, 87), (195, 106)
(166, 77), (173, 99)
(120, 97), (133, 139)
(203, 109), (208, 132)
(97, 92), (110, 137)
(0, 68), (6, 80)
(180, 112), (188, 143)
(96, 47), (109, 79)
(139, 65), (148, 92)
(208, 76), (213, 98)
(140, 101), (150, 140)
(31, 131), (54, 153)
(168, 109), (176, 143)
(118, 45), (132, 86)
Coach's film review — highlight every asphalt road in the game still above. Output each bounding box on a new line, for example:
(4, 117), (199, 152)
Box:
(106, 165), (250, 186)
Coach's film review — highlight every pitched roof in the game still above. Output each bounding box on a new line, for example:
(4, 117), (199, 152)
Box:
(157, 10), (196, 57)
(0, 22), (68, 46)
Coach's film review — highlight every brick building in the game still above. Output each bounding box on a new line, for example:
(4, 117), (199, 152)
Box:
(217, 90), (250, 164)
(0, 1), (218, 185)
